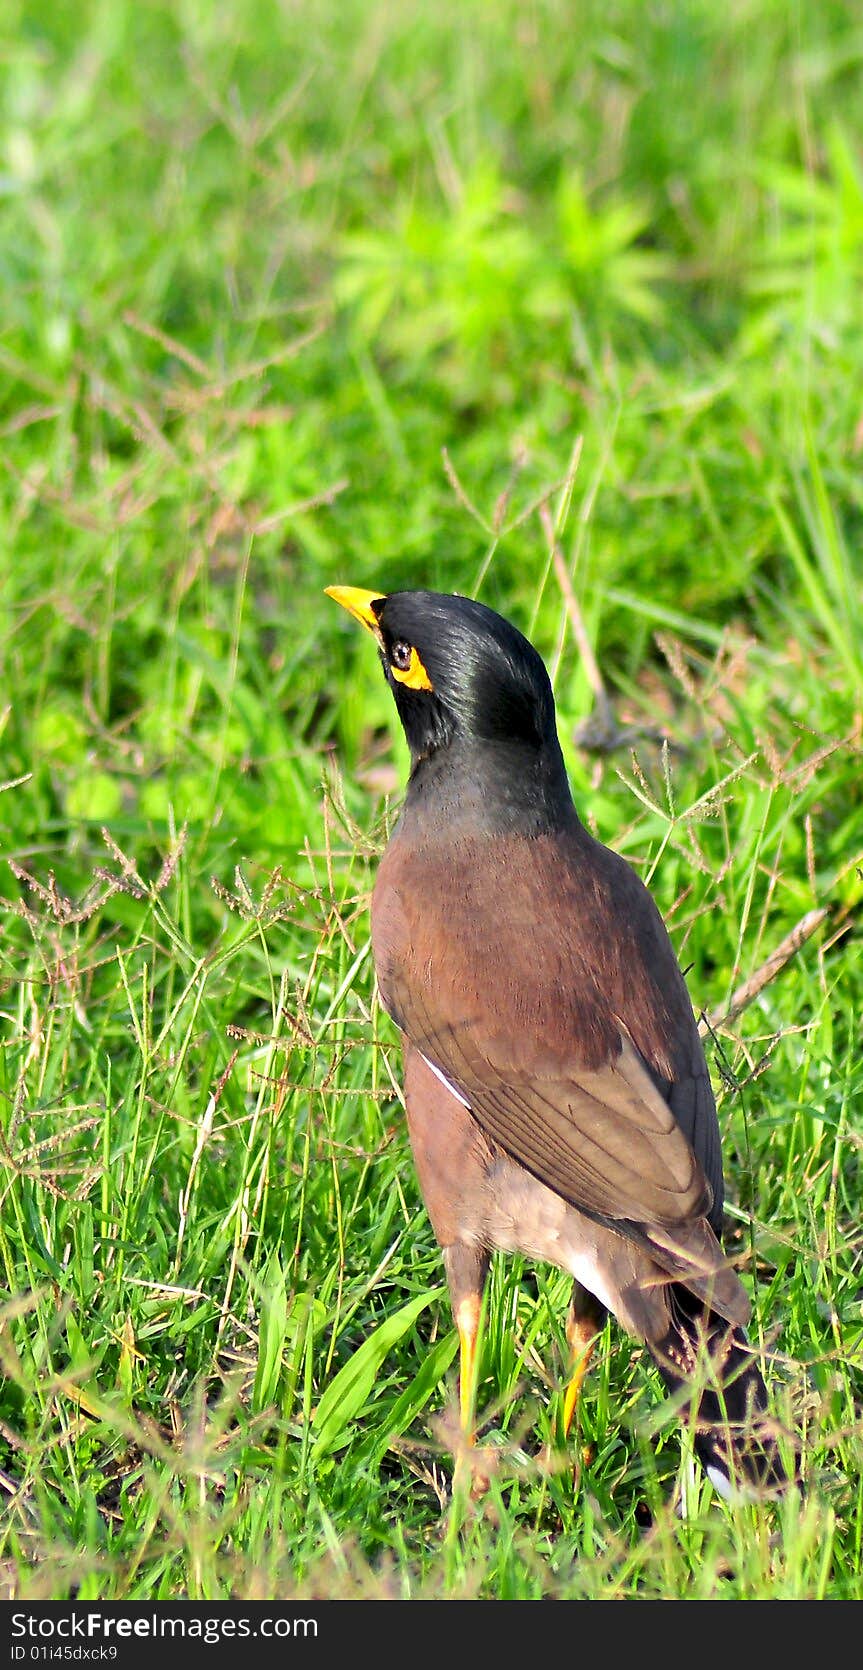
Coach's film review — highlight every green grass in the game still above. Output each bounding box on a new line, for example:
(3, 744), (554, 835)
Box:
(1, 0), (862, 1599)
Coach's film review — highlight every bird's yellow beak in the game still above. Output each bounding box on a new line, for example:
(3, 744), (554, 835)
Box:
(327, 583), (435, 693)
(325, 585), (386, 640)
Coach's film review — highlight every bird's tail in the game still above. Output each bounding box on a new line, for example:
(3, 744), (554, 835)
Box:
(652, 1285), (793, 1499)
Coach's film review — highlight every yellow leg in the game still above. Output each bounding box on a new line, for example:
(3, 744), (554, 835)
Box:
(560, 1315), (594, 1436)
(561, 1301), (602, 1440)
(456, 1293), (482, 1440)
(451, 1294), (488, 1498)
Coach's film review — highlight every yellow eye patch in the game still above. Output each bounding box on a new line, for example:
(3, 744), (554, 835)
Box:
(390, 646), (434, 692)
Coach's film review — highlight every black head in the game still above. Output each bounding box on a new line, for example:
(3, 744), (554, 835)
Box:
(327, 586), (575, 831)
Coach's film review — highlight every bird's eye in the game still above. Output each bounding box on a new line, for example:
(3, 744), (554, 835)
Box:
(390, 639), (413, 672)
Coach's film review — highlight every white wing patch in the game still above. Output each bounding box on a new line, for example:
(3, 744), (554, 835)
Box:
(420, 1052), (471, 1110)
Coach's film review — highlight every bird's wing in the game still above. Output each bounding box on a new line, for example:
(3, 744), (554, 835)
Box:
(372, 827), (730, 1273)
(385, 973), (745, 1321)
(390, 969), (710, 1227)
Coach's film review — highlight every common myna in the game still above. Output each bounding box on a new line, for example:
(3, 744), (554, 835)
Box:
(327, 584), (788, 1497)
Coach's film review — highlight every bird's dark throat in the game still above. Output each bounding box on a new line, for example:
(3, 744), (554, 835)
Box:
(402, 730), (576, 837)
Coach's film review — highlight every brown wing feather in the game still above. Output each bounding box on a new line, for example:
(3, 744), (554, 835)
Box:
(398, 971), (709, 1225)
(373, 823), (725, 1248)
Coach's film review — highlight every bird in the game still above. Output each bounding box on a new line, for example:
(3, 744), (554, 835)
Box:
(326, 583), (789, 1499)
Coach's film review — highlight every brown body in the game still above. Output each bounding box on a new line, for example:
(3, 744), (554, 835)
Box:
(373, 815), (747, 1358)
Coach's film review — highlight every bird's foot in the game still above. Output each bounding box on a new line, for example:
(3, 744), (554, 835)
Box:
(451, 1438), (499, 1501)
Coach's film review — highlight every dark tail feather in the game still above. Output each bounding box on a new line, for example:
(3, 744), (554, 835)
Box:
(653, 1286), (795, 1499)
